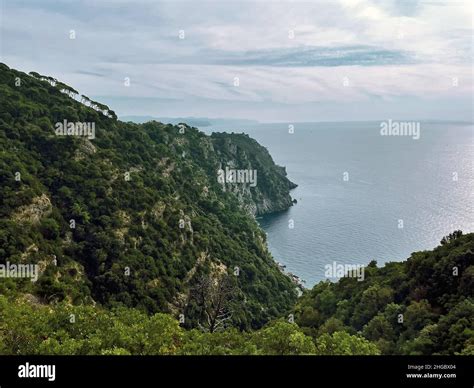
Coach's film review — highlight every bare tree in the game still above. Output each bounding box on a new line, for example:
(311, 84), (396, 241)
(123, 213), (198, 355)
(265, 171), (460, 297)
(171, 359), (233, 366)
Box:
(191, 272), (236, 333)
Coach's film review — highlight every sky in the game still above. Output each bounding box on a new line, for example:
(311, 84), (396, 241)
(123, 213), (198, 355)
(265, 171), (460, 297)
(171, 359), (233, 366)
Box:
(0, 0), (472, 122)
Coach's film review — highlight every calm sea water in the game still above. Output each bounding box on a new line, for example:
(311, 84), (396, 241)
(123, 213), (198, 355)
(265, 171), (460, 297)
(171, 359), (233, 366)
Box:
(201, 121), (473, 287)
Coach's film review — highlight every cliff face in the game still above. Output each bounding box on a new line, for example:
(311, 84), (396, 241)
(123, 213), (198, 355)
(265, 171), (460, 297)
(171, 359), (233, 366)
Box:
(211, 132), (297, 216)
(0, 63), (297, 329)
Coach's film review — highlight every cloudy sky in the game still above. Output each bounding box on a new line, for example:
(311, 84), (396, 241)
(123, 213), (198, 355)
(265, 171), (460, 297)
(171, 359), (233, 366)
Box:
(0, 0), (472, 122)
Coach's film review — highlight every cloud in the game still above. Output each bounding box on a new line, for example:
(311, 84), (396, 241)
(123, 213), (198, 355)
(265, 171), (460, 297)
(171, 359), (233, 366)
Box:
(189, 45), (414, 67)
(0, 0), (471, 121)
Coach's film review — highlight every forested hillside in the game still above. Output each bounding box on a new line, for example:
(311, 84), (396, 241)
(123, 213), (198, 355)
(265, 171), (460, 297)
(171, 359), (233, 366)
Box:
(0, 63), (298, 330)
(0, 233), (471, 355)
(295, 231), (473, 355)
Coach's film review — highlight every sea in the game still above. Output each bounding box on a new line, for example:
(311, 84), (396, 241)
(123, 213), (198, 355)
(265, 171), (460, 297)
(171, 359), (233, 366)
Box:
(200, 121), (473, 287)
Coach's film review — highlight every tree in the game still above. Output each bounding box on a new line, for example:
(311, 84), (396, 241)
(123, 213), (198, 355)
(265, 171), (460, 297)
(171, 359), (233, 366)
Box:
(429, 299), (474, 355)
(315, 331), (380, 355)
(402, 300), (436, 341)
(180, 329), (256, 355)
(39, 218), (60, 240)
(351, 285), (394, 329)
(318, 317), (346, 336)
(252, 320), (316, 355)
(191, 272), (236, 333)
(142, 313), (183, 355)
(362, 314), (397, 354)
(440, 230), (463, 245)
(362, 314), (395, 342)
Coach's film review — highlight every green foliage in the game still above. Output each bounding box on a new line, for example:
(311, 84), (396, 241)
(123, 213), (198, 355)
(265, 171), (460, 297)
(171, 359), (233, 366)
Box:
(0, 63), (297, 330)
(210, 132), (297, 214)
(179, 329), (256, 355)
(0, 296), (314, 355)
(315, 331), (380, 355)
(39, 218), (60, 240)
(295, 233), (474, 355)
(251, 320), (316, 355)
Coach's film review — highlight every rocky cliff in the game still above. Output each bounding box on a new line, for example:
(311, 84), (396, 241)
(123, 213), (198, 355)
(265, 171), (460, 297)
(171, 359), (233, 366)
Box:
(211, 132), (297, 216)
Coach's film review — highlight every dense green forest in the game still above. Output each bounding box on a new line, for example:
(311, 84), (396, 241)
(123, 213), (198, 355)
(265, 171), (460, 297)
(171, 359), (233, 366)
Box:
(295, 231), (473, 355)
(0, 64), (472, 355)
(0, 232), (471, 355)
(0, 63), (298, 331)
